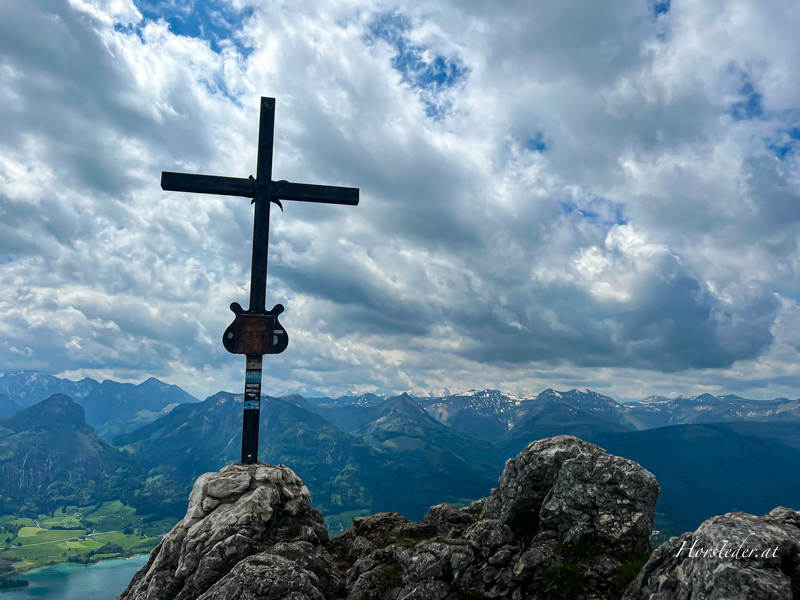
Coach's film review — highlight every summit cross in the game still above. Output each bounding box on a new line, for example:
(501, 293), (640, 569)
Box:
(161, 96), (359, 464)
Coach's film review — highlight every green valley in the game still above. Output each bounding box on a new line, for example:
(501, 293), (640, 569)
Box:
(0, 500), (175, 575)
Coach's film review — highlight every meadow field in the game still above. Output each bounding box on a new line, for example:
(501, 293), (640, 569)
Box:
(0, 501), (176, 574)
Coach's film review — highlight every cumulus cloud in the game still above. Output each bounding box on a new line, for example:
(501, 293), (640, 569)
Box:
(0, 0), (798, 402)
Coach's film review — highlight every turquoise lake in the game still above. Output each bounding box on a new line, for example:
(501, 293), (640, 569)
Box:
(1, 553), (149, 599)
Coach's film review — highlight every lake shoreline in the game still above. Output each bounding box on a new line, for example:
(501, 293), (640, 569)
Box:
(0, 553), (150, 599)
(5, 549), (152, 578)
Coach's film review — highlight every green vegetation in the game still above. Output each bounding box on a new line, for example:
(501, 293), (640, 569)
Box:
(371, 562), (402, 598)
(558, 538), (604, 560)
(539, 537), (652, 598)
(612, 548), (652, 594)
(385, 528), (437, 548)
(446, 586), (486, 599)
(68, 542), (125, 564)
(467, 501), (484, 520)
(0, 578), (29, 590)
(0, 502), (175, 574)
(536, 564), (593, 600)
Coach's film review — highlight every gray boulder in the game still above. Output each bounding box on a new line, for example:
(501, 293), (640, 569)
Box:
(332, 435), (660, 600)
(623, 507), (800, 600)
(537, 448), (660, 554)
(116, 462), (335, 600)
(483, 435), (599, 524)
(197, 553), (325, 600)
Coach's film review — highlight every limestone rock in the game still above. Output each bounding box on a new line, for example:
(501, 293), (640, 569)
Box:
(483, 435), (600, 524)
(538, 449), (659, 554)
(262, 541), (345, 597)
(623, 507), (800, 600)
(197, 553), (325, 600)
(205, 469), (251, 498)
(341, 435), (661, 600)
(332, 511), (434, 556)
(116, 462), (331, 600)
(462, 519), (514, 552)
(423, 502), (476, 537)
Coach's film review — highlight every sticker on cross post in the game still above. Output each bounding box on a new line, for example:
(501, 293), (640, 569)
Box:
(244, 355), (262, 410)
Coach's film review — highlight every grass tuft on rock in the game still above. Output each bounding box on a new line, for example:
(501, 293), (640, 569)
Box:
(467, 501), (484, 520)
(446, 585), (487, 599)
(612, 548), (652, 594)
(558, 537), (604, 559)
(536, 563), (593, 600)
(371, 562), (401, 598)
(385, 528), (437, 548)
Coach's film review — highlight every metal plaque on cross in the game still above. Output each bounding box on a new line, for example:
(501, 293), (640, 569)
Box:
(161, 96), (359, 464)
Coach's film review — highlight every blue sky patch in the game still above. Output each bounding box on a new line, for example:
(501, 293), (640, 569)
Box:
(652, 0), (671, 15)
(525, 133), (548, 153)
(561, 197), (627, 226)
(766, 127), (800, 160)
(729, 74), (764, 121)
(366, 11), (469, 120)
(130, 0), (255, 57)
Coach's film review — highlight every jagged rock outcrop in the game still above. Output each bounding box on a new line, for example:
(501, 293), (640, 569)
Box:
(482, 436), (658, 554)
(117, 462), (341, 600)
(118, 434), (797, 599)
(332, 435), (659, 600)
(623, 507), (800, 600)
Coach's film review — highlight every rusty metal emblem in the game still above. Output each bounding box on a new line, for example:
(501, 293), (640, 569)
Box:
(222, 302), (289, 355)
(234, 314), (275, 354)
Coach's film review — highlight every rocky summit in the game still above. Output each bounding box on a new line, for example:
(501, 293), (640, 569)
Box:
(623, 508), (800, 600)
(116, 435), (799, 599)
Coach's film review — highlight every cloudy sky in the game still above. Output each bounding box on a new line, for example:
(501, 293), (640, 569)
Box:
(1, 0), (799, 402)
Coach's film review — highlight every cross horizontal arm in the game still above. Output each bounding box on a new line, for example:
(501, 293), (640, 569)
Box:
(161, 172), (256, 198)
(270, 180), (359, 206)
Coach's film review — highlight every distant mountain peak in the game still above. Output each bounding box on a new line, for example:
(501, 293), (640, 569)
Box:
(141, 377), (171, 389)
(374, 394), (431, 421)
(692, 393), (720, 403)
(640, 395), (671, 404)
(456, 389), (526, 401)
(1, 393), (90, 433)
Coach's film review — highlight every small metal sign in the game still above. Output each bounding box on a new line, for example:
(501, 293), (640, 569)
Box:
(234, 314), (275, 354)
(222, 303), (289, 355)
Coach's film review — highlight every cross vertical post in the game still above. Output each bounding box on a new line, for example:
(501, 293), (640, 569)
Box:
(160, 96), (359, 465)
(240, 97), (276, 464)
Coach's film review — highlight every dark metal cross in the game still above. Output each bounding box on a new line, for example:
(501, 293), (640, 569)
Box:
(161, 97), (359, 464)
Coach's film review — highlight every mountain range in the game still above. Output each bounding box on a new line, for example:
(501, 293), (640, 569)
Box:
(0, 371), (197, 438)
(114, 391), (500, 519)
(1, 371), (799, 533)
